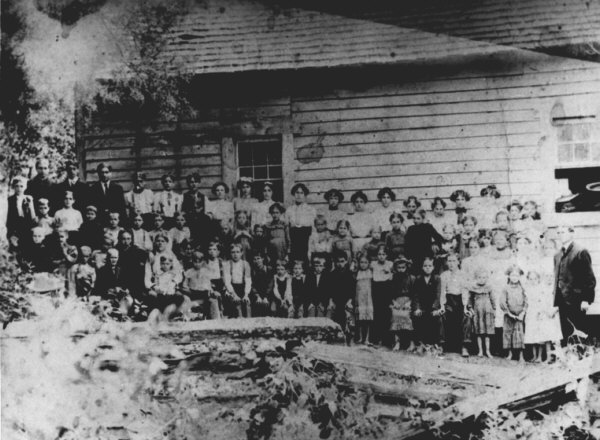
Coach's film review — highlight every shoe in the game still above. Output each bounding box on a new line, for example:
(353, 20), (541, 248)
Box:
(461, 348), (469, 357)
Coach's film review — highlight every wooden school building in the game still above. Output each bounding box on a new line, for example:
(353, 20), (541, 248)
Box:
(76, 0), (600, 271)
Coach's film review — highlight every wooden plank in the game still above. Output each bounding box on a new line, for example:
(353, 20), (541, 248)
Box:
(85, 143), (221, 159)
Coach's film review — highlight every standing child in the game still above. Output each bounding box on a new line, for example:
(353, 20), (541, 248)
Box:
(507, 201), (524, 236)
(435, 223), (458, 273)
(461, 238), (488, 283)
(233, 210), (253, 260)
(329, 251), (355, 344)
(251, 224), (270, 262)
(478, 229), (494, 257)
(385, 213), (406, 262)
(371, 245), (393, 346)
(131, 212), (153, 251)
(411, 257), (444, 348)
(78, 206), (104, 250)
(206, 182), (234, 229)
(440, 253), (471, 356)
(124, 171), (155, 227)
(223, 243), (252, 318)
(308, 214), (332, 261)
(290, 260), (308, 318)
(476, 185), (502, 231)
(468, 267), (496, 358)
(287, 183), (316, 262)
(457, 216), (479, 260)
(499, 265), (527, 362)
(322, 188), (347, 234)
(250, 251), (272, 317)
(154, 174), (183, 229)
(524, 271), (558, 362)
(331, 220), (354, 264)
(216, 220), (234, 259)
(272, 259), (292, 317)
(265, 203), (289, 264)
(252, 181), (277, 228)
(363, 226), (384, 261)
(355, 253), (374, 344)
(390, 258), (415, 351)
(53, 190), (83, 234)
(104, 211), (124, 248)
(169, 213), (191, 255)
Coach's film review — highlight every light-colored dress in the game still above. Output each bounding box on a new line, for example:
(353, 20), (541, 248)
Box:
(54, 208), (83, 231)
(355, 269), (374, 321)
(348, 211), (373, 250)
(321, 208), (348, 233)
(372, 204), (400, 233)
(469, 283), (496, 335)
(207, 199), (235, 224)
(252, 200), (276, 227)
(234, 197), (259, 219)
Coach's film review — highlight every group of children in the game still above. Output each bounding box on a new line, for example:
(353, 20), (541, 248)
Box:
(7, 163), (563, 360)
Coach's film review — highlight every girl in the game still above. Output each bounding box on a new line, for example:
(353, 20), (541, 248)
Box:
(205, 241), (226, 315)
(499, 265), (527, 362)
(251, 224), (270, 263)
(371, 245), (393, 346)
(507, 201), (525, 235)
(478, 229), (494, 257)
(272, 259), (292, 317)
(355, 253), (374, 344)
(250, 251), (272, 317)
(411, 257), (444, 348)
(233, 177), (259, 222)
(520, 200), (545, 238)
(372, 187), (398, 239)
(54, 190), (83, 233)
(252, 181), (278, 228)
(149, 213), (170, 250)
(461, 238), (487, 283)
(489, 230), (514, 354)
(440, 253), (471, 356)
(457, 216), (479, 260)
(429, 197), (448, 235)
(233, 210), (253, 260)
(104, 212), (123, 248)
(405, 209), (443, 275)
(264, 203), (290, 264)
(291, 260), (307, 318)
(476, 185), (502, 231)
(449, 189), (471, 227)
(390, 258), (416, 351)
(402, 196), (421, 230)
(125, 171), (155, 227)
(131, 212), (153, 251)
(67, 245), (96, 298)
(385, 213), (406, 262)
(181, 251), (221, 320)
(35, 198), (54, 237)
(169, 212), (191, 254)
(287, 183), (316, 262)
(154, 174), (183, 229)
(206, 181), (234, 228)
(78, 205), (103, 250)
(435, 223), (458, 273)
(329, 250), (355, 344)
(348, 191), (373, 251)
(322, 188), (347, 234)
(331, 219), (354, 264)
(514, 235), (536, 275)
(223, 243), (252, 318)
(308, 214), (332, 260)
(468, 267), (495, 358)
(363, 225), (384, 261)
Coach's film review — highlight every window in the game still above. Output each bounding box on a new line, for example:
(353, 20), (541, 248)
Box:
(554, 114), (600, 168)
(238, 138), (283, 201)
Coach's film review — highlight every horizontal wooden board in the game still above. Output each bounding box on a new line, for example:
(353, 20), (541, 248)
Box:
(86, 150), (222, 165)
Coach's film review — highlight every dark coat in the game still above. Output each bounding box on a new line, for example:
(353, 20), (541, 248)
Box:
(554, 242), (596, 307)
(6, 194), (36, 240)
(25, 176), (54, 214)
(328, 268), (355, 308)
(78, 220), (104, 250)
(182, 190), (208, 215)
(94, 264), (126, 298)
(304, 271), (332, 307)
(117, 245), (148, 298)
(405, 223), (443, 266)
(52, 178), (89, 213)
(88, 181), (127, 221)
(21, 242), (54, 273)
(411, 274), (442, 313)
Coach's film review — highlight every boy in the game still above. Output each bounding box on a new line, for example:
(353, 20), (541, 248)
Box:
(411, 257), (444, 348)
(304, 253), (331, 318)
(6, 176), (35, 246)
(181, 251), (220, 320)
(22, 227), (53, 273)
(94, 248), (125, 298)
(104, 211), (124, 247)
(154, 174), (182, 229)
(223, 243), (252, 318)
(35, 198), (54, 237)
(124, 171), (155, 228)
(54, 190), (83, 233)
(250, 251), (272, 317)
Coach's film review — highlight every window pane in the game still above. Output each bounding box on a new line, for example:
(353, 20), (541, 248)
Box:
(269, 166), (282, 178)
(559, 126), (573, 142)
(238, 147), (252, 165)
(558, 144), (573, 162)
(252, 148), (268, 165)
(254, 166), (268, 179)
(573, 123), (591, 141)
(239, 167), (253, 178)
(574, 143), (590, 161)
(592, 143), (600, 161)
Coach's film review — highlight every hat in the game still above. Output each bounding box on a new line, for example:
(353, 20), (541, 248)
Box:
(324, 188), (344, 202)
(86, 205), (98, 213)
(237, 176), (253, 190)
(262, 181), (274, 189)
(291, 183), (309, 196)
(393, 256), (412, 267)
(26, 273), (65, 293)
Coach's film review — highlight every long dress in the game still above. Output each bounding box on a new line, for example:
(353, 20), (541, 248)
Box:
(500, 283), (527, 349)
(390, 272), (414, 331)
(355, 270), (374, 321)
(469, 284), (496, 335)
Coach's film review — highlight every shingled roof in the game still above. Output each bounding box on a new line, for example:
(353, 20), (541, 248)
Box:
(159, 0), (521, 75)
(158, 0), (600, 75)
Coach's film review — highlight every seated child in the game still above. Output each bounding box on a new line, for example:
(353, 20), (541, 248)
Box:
(67, 245), (96, 298)
(149, 213), (171, 250)
(169, 212), (191, 255)
(50, 228), (78, 278)
(272, 259), (292, 317)
(250, 251), (272, 317)
(22, 226), (54, 273)
(94, 248), (125, 299)
(147, 254), (186, 322)
(181, 251), (221, 320)
(205, 241), (225, 313)
(104, 211), (124, 248)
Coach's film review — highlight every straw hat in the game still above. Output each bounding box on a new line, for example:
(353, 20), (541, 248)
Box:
(26, 273), (64, 293)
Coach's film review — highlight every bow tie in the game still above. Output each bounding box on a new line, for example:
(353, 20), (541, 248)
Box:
(455, 208), (467, 214)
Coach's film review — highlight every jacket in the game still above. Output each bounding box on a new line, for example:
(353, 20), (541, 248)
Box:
(554, 242), (596, 307)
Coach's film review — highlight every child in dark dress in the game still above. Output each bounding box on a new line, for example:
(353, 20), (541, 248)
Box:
(265, 203), (290, 264)
(390, 258), (416, 351)
(385, 213), (406, 261)
(411, 257), (444, 348)
(405, 209), (443, 275)
(329, 250), (355, 344)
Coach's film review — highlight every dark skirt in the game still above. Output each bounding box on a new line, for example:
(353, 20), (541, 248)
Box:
(443, 294), (473, 352)
(289, 226), (312, 262)
(371, 280), (391, 345)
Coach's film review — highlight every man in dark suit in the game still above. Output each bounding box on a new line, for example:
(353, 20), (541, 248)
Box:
(88, 163), (127, 224)
(25, 158), (54, 215)
(52, 160), (88, 214)
(554, 225), (596, 339)
(94, 248), (126, 299)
